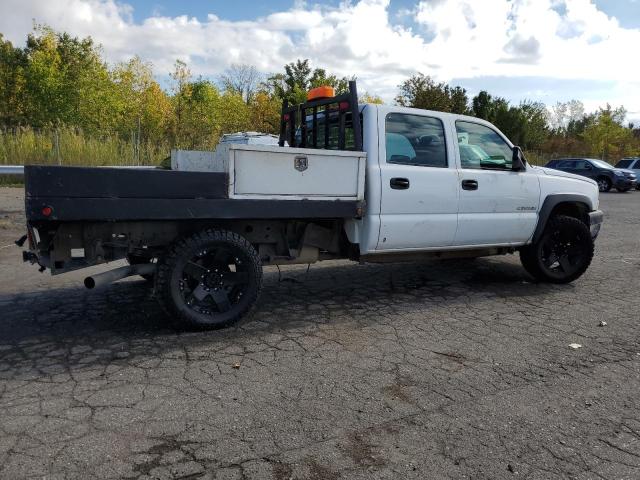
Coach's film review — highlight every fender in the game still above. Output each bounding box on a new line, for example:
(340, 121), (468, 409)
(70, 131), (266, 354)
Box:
(531, 194), (594, 244)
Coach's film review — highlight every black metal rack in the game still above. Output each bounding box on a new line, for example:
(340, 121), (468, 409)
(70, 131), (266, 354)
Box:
(278, 80), (363, 151)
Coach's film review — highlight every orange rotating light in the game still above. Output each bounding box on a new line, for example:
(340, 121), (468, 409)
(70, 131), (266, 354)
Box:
(307, 86), (335, 101)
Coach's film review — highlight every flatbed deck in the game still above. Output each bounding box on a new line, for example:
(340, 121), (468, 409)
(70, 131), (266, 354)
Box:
(25, 166), (362, 222)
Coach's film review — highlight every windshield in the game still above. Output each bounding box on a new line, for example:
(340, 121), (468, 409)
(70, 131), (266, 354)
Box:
(590, 159), (614, 169)
(616, 159), (633, 168)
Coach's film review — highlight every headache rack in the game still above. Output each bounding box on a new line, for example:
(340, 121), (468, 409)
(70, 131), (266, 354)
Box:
(278, 80), (363, 151)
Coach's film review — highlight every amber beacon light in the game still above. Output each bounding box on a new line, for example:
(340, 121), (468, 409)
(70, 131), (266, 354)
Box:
(307, 86), (335, 101)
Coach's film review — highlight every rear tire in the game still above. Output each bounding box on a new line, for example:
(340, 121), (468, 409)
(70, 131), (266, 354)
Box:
(520, 215), (594, 284)
(155, 229), (262, 329)
(596, 177), (611, 192)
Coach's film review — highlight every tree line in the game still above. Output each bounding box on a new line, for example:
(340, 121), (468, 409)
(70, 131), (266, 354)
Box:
(1, 26), (638, 166)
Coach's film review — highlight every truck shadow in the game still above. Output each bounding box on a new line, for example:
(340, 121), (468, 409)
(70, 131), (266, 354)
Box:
(0, 257), (572, 377)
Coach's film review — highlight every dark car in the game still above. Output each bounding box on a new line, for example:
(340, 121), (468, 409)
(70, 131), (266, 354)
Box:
(545, 158), (637, 192)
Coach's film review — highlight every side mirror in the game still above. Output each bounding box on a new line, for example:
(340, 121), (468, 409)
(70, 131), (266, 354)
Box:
(512, 146), (526, 171)
(584, 164), (592, 170)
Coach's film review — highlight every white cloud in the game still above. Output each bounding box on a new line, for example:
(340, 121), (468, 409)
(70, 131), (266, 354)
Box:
(0, 0), (639, 114)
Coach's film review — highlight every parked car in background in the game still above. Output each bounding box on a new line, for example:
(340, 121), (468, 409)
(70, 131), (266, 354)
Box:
(545, 158), (637, 192)
(615, 158), (640, 189)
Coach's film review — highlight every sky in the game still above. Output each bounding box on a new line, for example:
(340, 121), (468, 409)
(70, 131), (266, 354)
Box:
(1, 0), (639, 121)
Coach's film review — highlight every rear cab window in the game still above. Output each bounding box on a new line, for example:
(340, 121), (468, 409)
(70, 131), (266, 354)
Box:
(385, 113), (448, 167)
(301, 111), (361, 150)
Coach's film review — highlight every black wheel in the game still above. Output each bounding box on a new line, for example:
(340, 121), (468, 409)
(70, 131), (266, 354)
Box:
(155, 229), (262, 329)
(127, 254), (156, 282)
(596, 177), (611, 192)
(520, 215), (594, 284)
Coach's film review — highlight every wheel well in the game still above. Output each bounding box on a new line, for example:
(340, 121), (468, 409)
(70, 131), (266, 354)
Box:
(550, 202), (589, 224)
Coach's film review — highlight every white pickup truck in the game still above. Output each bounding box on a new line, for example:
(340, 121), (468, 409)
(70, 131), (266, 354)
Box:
(20, 82), (603, 329)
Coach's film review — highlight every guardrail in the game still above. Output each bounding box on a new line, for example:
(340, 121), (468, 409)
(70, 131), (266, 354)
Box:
(0, 166), (25, 175)
(0, 165), (157, 176)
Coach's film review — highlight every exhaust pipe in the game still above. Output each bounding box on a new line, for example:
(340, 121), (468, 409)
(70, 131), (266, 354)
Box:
(84, 264), (156, 289)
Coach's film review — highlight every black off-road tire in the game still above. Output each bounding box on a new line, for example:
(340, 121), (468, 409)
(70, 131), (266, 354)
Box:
(126, 254), (156, 282)
(155, 229), (262, 330)
(520, 215), (594, 284)
(596, 176), (611, 192)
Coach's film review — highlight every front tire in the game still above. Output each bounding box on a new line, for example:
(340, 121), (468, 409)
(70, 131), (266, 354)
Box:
(596, 177), (611, 192)
(155, 229), (263, 329)
(520, 215), (594, 284)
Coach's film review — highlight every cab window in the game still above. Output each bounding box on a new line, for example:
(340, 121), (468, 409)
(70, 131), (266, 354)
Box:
(385, 113), (447, 167)
(456, 121), (513, 170)
(574, 160), (591, 170)
(557, 160), (576, 169)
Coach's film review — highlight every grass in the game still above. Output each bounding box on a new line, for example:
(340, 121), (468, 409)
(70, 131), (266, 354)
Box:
(0, 175), (23, 187)
(0, 127), (170, 167)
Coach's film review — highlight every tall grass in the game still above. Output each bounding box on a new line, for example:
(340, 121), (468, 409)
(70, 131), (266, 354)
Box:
(0, 127), (170, 167)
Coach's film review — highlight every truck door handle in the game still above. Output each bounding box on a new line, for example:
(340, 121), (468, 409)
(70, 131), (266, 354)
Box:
(390, 178), (410, 190)
(461, 179), (478, 190)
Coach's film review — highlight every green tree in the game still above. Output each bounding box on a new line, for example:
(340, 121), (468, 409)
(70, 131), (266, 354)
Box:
(0, 34), (26, 126)
(395, 74), (469, 114)
(265, 59), (351, 105)
(582, 105), (634, 161)
(22, 26), (109, 128)
(249, 90), (281, 133)
(471, 91), (508, 122)
(515, 100), (548, 150)
(360, 92), (384, 104)
(170, 59), (192, 145)
(219, 64), (261, 104)
(112, 56), (172, 146)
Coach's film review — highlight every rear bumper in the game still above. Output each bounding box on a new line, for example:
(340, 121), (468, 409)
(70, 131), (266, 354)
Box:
(588, 210), (604, 239)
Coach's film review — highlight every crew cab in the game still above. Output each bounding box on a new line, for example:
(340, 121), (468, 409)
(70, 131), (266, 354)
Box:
(20, 82), (603, 329)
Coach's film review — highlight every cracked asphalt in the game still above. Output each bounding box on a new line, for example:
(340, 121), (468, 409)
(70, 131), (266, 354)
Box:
(1, 187), (640, 479)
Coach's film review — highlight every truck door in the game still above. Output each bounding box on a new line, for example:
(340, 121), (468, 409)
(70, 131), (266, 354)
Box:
(376, 110), (460, 250)
(453, 120), (541, 246)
